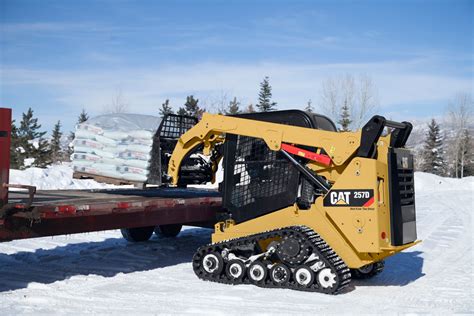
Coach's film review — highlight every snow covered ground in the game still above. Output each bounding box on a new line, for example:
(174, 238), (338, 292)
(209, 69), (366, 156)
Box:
(9, 164), (121, 190)
(1, 171), (472, 314)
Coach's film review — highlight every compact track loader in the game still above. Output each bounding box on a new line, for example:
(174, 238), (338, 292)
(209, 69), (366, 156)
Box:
(167, 110), (419, 294)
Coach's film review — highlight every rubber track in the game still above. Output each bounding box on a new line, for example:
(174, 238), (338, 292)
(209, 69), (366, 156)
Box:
(193, 226), (352, 294)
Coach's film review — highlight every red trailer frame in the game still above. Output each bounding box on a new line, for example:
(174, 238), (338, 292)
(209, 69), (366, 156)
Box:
(0, 108), (11, 209)
(0, 108), (222, 242)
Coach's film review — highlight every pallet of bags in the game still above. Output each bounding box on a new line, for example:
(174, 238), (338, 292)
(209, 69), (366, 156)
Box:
(71, 113), (160, 184)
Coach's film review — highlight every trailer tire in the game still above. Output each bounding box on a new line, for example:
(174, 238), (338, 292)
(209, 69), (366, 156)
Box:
(154, 224), (182, 237)
(121, 226), (155, 242)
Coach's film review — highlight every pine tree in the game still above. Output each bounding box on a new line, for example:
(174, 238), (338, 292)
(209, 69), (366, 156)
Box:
(305, 99), (314, 113)
(65, 132), (74, 159)
(19, 108), (46, 140)
(176, 95), (204, 118)
(15, 108), (51, 169)
(337, 103), (352, 131)
(256, 76), (277, 112)
(245, 104), (256, 113)
(183, 95), (203, 118)
(69, 109), (89, 142)
(50, 121), (63, 163)
(33, 138), (53, 168)
(78, 109), (89, 123)
(159, 99), (174, 118)
(177, 107), (188, 116)
(421, 119), (445, 175)
(225, 97), (241, 115)
(10, 120), (24, 169)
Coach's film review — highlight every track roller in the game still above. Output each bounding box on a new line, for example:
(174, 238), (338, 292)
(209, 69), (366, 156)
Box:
(226, 260), (246, 281)
(316, 268), (337, 290)
(270, 263), (291, 285)
(248, 261), (267, 284)
(201, 252), (224, 276)
(294, 266), (315, 288)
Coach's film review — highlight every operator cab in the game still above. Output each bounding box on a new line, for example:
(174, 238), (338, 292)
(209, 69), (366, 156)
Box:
(222, 110), (336, 223)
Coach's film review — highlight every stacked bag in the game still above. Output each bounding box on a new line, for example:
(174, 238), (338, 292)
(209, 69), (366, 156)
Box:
(72, 113), (161, 183)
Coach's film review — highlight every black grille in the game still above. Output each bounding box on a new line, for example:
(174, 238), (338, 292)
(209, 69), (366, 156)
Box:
(158, 114), (197, 139)
(388, 148), (417, 246)
(398, 169), (414, 206)
(148, 114), (198, 185)
(222, 134), (300, 223)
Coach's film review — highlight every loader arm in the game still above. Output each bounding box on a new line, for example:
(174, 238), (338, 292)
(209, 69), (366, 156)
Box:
(168, 112), (362, 185)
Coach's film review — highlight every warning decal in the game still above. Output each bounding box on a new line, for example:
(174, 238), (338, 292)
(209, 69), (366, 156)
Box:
(323, 189), (375, 208)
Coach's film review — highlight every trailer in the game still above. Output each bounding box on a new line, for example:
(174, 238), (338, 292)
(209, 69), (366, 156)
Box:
(0, 108), (222, 243)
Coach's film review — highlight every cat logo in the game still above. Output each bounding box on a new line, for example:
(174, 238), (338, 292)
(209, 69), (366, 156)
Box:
(323, 189), (375, 208)
(402, 157), (409, 169)
(330, 191), (350, 205)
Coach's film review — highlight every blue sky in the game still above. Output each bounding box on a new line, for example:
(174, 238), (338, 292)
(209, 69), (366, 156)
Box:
(1, 0), (472, 133)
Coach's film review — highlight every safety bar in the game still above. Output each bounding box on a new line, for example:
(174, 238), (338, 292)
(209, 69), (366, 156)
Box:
(357, 115), (413, 158)
(384, 119), (408, 130)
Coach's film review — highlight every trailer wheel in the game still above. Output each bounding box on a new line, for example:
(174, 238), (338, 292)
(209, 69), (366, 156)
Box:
(154, 224), (182, 237)
(121, 226), (155, 242)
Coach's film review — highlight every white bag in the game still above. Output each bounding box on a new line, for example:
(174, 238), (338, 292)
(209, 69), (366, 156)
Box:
(117, 165), (148, 176)
(76, 123), (104, 135)
(74, 139), (103, 149)
(71, 153), (101, 162)
(75, 129), (98, 140)
(95, 135), (118, 146)
(121, 173), (148, 182)
(101, 145), (129, 154)
(103, 130), (129, 140)
(125, 144), (152, 154)
(119, 151), (150, 161)
(73, 146), (97, 154)
(129, 130), (153, 139)
(129, 137), (153, 146)
(100, 157), (125, 165)
(92, 149), (116, 159)
(123, 159), (149, 169)
(92, 162), (119, 172)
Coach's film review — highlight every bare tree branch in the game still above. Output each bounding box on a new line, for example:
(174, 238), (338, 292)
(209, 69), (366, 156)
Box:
(445, 92), (473, 178)
(103, 88), (130, 113)
(319, 73), (379, 130)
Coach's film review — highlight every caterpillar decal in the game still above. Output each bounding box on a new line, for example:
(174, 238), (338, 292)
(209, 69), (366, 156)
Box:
(323, 189), (375, 208)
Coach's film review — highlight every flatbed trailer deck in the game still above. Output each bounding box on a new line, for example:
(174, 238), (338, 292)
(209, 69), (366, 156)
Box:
(0, 107), (222, 243)
(1, 187), (221, 242)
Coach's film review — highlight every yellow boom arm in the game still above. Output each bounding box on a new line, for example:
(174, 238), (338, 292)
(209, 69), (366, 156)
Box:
(168, 113), (362, 185)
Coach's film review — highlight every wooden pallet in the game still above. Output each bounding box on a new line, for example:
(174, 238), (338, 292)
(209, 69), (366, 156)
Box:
(73, 172), (146, 188)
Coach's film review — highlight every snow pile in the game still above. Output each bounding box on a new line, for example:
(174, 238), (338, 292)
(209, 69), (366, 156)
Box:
(414, 171), (473, 192)
(9, 163), (222, 191)
(72, 114), (160, 183)
(9, 164), (119, 190)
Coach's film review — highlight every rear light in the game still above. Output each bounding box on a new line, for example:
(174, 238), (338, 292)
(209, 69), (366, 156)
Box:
(55, 205), (77, 214)
(116, 202), (131, 209)
(381, 232), (386, 239)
